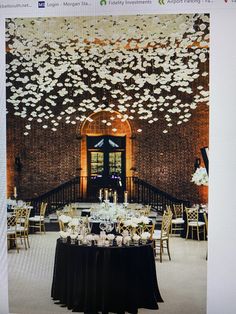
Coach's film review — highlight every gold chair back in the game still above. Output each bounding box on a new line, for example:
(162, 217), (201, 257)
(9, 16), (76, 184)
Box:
(40, 202), (47, 217)
(203, 212), (208, 234)
(15, 207), (31, 249)
(185, 207), (198, 222)
(173, 204), (184, 219)
(136, 223), (155, 240)
(15, 207), (31, 227)
(7, 214), (19, 252)
(165, 205), (173, 216)
(56, 210), (69, 231)
(7, 214), (17, 228)
(116, 221), (136, 235)
(161, 211), (173, 238)
(139, 205), (151, 216)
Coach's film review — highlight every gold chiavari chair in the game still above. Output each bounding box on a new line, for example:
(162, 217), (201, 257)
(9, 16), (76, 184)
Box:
(116, 220), (136, 236)
(203, 212), (208, 260)
(185, 207), (205, 241)
(67, 204), (77, 217)
(15, 207), (31, 250)
(171, 204), (185, 236)
(57, 209), (76, 231)
(29, 202), (47, 234)
(139, 205), (152, 216)
(153, 210), (173, 262)
(57, 210), (69, 231)
(136, 223), (155, 240)
(7, 214), (19, 253)
(203, 212), (208, 236)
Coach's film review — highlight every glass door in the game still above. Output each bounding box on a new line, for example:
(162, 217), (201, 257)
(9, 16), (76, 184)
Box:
(90, 152), (104, 178)
(109, 152), (122, 178)
(87, 136), (126, 199)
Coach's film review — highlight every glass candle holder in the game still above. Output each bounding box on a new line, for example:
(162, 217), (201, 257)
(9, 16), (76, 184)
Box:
(141, 238), (147, 245)
(61, 237), (67, 243)
(70, 238), (76, 245)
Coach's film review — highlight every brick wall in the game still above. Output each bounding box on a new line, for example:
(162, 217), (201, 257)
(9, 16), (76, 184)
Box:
(7, 103), (208, 204)
(133, 103), (209, 203)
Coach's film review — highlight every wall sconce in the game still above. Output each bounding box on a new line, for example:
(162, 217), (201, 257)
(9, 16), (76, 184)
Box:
(15, 156), (22, 172)
(194, 157), (201, 171)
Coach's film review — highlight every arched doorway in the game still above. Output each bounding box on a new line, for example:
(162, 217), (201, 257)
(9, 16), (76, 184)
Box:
(79, 111), (133, 200)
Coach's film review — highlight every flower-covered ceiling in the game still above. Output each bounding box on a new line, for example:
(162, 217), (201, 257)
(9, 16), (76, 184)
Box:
(5, 14), (209, 136)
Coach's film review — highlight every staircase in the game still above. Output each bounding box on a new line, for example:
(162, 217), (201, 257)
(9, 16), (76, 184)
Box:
(30, 176), (189, 215)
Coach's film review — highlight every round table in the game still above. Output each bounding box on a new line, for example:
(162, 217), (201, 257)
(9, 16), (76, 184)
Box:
(51, 239), (163, 313)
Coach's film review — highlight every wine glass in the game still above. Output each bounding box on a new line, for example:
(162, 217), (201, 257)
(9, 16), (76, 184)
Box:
(85, 221), (93, 234)
(99, 221), (107, 232)
(106, 222), (114, 233)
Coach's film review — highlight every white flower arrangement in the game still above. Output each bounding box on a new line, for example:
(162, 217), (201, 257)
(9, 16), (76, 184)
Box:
(124, 220), (138, 228)
(191, 167), (208, 186)
(140, 232), (151, 240)
(132, 234), (140, 241)
(86, 234), (94, 241)
(59, 231), (69, 238)
(68, 218), (79, 227)
(116, 235), (123, 243)
(59, 215), (72, 224)
(107, 234), (115, 241)
(123, 216), (150, 228)
(77, 234), (84, 241)
(123, 235), (131, 245)
(70, 233), (78, 240)
(122, 230), (129, 237)
(133, 216), (150, 225)
(93, 234), (100, 241)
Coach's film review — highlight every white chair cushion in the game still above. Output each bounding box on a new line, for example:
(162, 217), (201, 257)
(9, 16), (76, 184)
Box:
(172, 218), (184, 224)
(148, 213), (157, 218)
(16, 226), (25, 232)
(29, 216), (44, 222)
(189, 221), (205, 227)
(7, 227), (16, 234)
(152, 230), (161, 240)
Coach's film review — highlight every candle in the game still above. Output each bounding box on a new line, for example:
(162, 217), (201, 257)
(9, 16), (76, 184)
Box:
(113, 191), (117, 204)
(13, 186), (17, 199)
(124, 191), (128, 203)
(99, 189), (102, 199)
(104, 189), (108, 201)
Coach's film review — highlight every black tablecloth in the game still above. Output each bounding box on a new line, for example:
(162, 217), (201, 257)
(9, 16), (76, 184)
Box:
(51, 239), (163, 313)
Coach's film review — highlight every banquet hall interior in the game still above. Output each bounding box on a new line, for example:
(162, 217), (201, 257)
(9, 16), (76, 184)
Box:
(5, 13), (209, 314)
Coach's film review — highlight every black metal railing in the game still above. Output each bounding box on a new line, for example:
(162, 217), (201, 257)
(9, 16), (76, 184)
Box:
(31, 176), (188, 215)
(126, 177), (189, 213)
(31, 176), (87, 213)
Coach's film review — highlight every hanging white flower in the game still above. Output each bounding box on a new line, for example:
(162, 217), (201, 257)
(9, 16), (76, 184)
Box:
(191, 167), (208, 186)
(6, 14), (209, 135)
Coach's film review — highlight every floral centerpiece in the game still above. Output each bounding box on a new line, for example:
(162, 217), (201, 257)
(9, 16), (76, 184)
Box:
(123, 216), (150, 227)
(191, 167), (208, 186)
(140, 232), (151, 244)
(132, 233), (140, 245)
